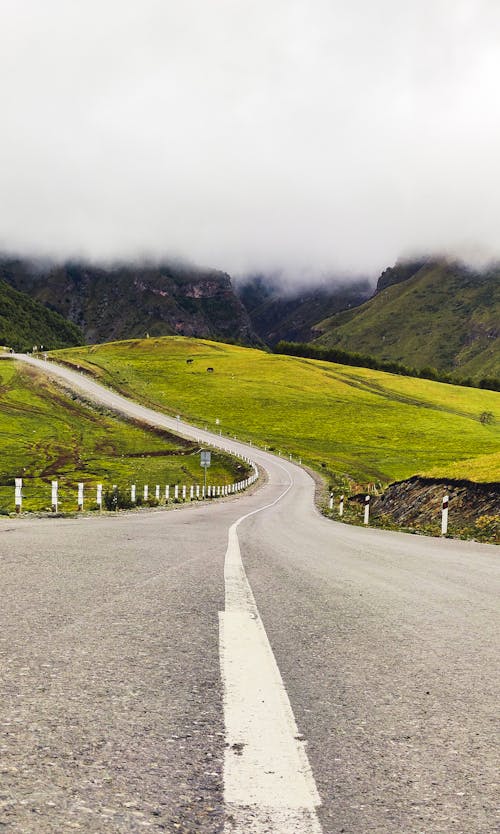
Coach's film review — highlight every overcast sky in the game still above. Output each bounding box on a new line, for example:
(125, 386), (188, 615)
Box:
(1, 0), (499, 280)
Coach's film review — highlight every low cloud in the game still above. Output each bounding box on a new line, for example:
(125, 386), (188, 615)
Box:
(1, 1), (499, 282)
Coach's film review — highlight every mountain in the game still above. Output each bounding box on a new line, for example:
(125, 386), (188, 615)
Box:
(0, 279), (83, 351)
(312, 259), (500, 382)
(235, 274), (372, 346)
(0, 257), (257, 346)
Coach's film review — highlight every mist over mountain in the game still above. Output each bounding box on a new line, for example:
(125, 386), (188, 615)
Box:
(236, 273), (373, 346)
(2, 3), (500, 276)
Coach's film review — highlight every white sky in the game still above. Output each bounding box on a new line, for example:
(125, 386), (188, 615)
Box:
(1, 0), (499, 279)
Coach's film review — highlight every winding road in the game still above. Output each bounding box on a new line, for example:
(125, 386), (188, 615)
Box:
(0, 354), (498, 834)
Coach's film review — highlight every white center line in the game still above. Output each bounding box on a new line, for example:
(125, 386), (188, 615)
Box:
(220, 477), (323, 833)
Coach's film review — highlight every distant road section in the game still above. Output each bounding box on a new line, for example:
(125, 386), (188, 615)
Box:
(0, 352), (498, 834)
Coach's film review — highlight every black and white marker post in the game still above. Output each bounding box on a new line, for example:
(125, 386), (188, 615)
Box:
(339, 494), (344, 516)
(364, 494), (370, 525)
(441, 494), (449, 536)
(329, 492), (334, 510)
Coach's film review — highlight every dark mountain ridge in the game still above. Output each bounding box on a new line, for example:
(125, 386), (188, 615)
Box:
(235, 274), (373, 345)
(0, 256), (257, 346)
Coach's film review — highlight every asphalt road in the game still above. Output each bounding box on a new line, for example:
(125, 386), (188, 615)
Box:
(0, 355), (498, 833)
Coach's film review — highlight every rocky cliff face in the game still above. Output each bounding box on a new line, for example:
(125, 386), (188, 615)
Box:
(0, 257), (258, 346)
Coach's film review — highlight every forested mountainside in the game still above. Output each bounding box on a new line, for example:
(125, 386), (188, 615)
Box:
(0, 279), (83, 351)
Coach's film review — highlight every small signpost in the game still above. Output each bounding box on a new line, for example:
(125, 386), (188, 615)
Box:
(200, 449), (211, 492)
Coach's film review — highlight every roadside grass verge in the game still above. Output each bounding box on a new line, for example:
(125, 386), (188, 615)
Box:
(0, 360), (247, 514)
(53, 337), (500, 485)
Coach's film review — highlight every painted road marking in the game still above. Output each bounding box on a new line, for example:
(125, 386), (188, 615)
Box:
(220, 480), (323, 833)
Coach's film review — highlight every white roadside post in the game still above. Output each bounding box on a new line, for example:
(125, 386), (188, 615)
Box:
(144, 484), (149, 501)
(441, 494), (449, 536)
(77, 482), (84, 512)
(364, 495), (370, 525)
(96, 483), (102, 512)
(51, 480), (58, 513)
(329, 492), (334, 510)
(196, 485), (200, 499)
(339, 494), (344, 516)
(200, 449), (211, 494)
(15, 478), (22, 513)
(182, 485), (186, 501)
(131, 484), (136, 503)
(155, 484), (160, 501)
(190, 485), (194, 500)
(174, 484), (179, 501)
(165, 485), (170, 502)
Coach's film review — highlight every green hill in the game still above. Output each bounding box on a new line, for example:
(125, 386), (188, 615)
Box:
(0, 279), (83, 351)
(312, 260), (500, 383)
(53, 336), (500, 485)
(0, 359), (244, 513)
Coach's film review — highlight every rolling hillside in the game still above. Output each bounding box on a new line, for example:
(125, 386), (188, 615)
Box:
(53, 337), (500, 485)
(0, 359), (243, 513)
(312, 260), (499, 382)
(0, 279), (83, 351)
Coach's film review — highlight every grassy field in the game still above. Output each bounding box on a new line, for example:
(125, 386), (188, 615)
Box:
(53, 337), (500, 486)
(0, 359), (247, 514)
(425, 451), (500, 483)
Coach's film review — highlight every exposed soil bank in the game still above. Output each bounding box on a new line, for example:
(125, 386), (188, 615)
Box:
(353, 476), (499, 542)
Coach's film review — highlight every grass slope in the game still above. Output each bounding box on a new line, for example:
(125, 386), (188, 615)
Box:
(53, 337), (500, 485)
(313, 261), (499, 382)
(0, 279), (83, 351)
(0, 360), (245, 513)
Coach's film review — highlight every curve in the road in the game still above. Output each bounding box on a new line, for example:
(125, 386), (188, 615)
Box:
(6, 354), (324, 833)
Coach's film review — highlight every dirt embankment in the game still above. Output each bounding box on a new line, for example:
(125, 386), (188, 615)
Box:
(368, 476), (499, 540)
